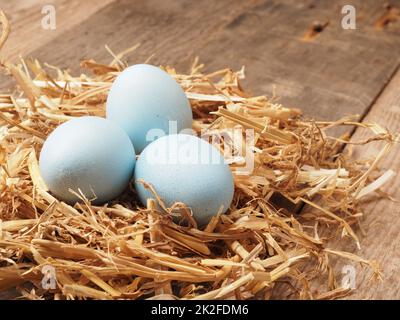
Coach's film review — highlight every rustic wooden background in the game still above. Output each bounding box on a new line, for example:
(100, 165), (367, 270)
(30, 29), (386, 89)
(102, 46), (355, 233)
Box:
(0, 0), (399, 300)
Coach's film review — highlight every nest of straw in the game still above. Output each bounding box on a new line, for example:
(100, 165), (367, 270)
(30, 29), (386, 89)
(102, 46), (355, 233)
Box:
(0, 12), (397, 300)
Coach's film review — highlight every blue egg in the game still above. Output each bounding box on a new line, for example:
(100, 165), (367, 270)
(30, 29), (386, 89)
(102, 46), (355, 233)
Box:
(39, 116), (136, 204)
(134, 134), (234, 225)
(106, 64), (193, 153)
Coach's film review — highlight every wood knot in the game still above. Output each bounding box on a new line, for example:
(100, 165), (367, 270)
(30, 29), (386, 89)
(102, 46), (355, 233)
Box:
(302, 20), (329, 41)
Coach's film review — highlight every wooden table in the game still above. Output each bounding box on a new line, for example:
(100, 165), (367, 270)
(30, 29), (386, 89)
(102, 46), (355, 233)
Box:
(0, 0), (399, 299)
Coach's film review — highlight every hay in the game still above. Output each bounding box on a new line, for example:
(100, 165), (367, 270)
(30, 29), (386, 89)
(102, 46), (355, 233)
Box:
(0, 11), (398, 300)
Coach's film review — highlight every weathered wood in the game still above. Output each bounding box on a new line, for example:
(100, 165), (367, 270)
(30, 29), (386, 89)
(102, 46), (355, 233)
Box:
(273, 67), (400, 300)
(0, 0), (114, 61)
(316, 68), (400, 300)
(3, 0), (400, 121)
(196, 0), (400, 120)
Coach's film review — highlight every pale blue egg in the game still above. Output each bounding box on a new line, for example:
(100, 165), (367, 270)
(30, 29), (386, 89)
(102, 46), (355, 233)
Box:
(134, 134), (234, 225)
(106, 64), (193, 153)
(39, 116), (136, 204)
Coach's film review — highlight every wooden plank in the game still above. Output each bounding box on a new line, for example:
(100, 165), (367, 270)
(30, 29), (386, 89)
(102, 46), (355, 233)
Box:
(272, 68), (400, 300)
(317, 68), (400, 300)
(2, 0), (399, 122)
(0, 0), (253, 90)
(0, 0), (115, 61)
(7, 0), (255, 69)
(196, 0), (400, 120)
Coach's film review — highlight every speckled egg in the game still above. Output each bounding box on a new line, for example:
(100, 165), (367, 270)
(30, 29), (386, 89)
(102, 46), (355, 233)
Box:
(39, 116), (136, 204)
(106, 64), (193, 153)
(134, 134), (234, 225)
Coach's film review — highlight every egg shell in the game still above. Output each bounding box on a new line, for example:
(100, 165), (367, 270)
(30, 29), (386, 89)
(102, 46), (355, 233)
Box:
(106, 64), (193, 153)
(39, 116), (136, 204)
(134, 134), (234, 225)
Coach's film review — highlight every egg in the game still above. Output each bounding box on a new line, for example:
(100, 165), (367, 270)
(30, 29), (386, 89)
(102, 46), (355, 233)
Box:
(39, 116), (136, 204)
(134, 134), (234, 225)
(106, 64), (193, 153)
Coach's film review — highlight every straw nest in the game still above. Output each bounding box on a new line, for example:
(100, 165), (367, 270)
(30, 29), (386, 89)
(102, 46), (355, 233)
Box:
(0, 12), (397, 300)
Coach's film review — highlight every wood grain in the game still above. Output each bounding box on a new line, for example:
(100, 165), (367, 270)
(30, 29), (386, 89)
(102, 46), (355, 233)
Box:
(3, 0), (400, 121)
(196, 0), (400, 120)
(321, 68), (400, 300)
(0, 0), (114, 61)
(273, 68), (400, 300)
